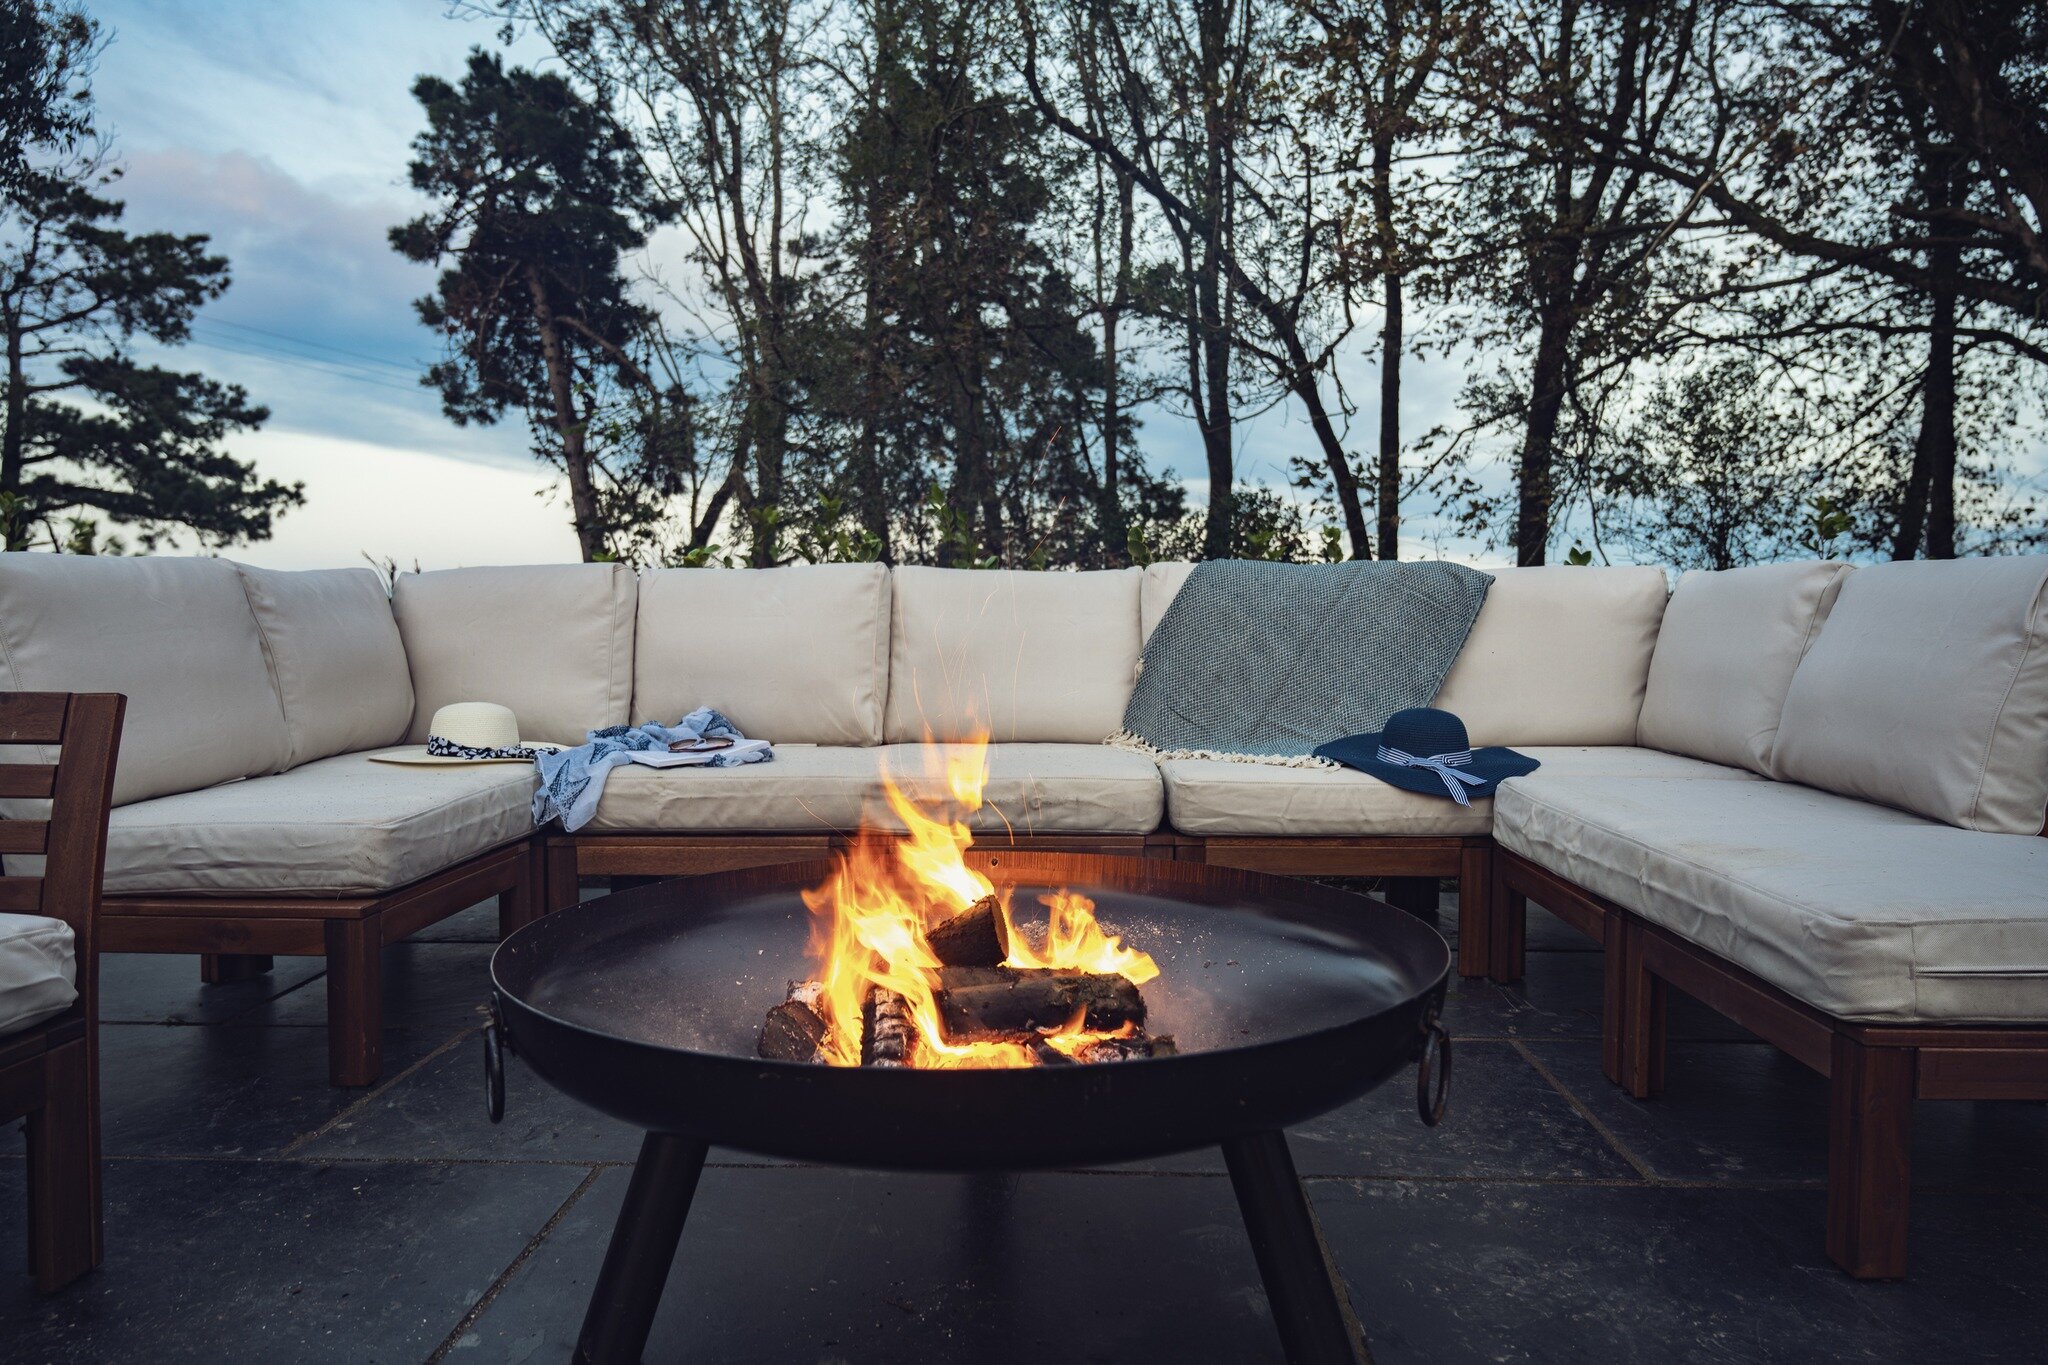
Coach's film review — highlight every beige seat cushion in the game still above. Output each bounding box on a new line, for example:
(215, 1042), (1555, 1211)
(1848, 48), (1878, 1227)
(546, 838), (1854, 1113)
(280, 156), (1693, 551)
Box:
(1773, 556), (2048, 834)
(634, 564), (890, 744)
(885, 567), (1142, 743)
(587, 745), (887, 834)
(236, 563), (414, 768)
(0, 553), (289, 806)
(587, 743), (1164, 835)
(1431, 566), (1669, 746)
(880, 743), (1164, 835)
(394, 564), (637, 746)
(1636, 562), (1847, 774)
(1495, 775), (2048, 1023)
(1161, 745), (1757, 837)
(102, 751), (535, 896)
(0, 913), (75, 1036)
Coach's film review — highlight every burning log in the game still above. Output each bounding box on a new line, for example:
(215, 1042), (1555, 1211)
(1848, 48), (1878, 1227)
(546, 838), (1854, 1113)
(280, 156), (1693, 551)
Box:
(862, 987), (922, 1068)
(758, 981), (829, 1064)
(1065, 1033), (1177, 1064)
(925, 893), (1010, 968)
(933, 966), (1146, 1043)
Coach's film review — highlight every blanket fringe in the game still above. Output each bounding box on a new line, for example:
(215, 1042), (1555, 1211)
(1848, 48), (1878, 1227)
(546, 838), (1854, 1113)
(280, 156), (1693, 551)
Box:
(1105, 729), (1341, 770)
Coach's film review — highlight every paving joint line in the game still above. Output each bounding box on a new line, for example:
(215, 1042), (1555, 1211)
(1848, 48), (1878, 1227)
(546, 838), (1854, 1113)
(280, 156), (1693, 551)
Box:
(423, 1164), (605, 1364)
(1512, 1037), (1662, 1183)
(280, 1026), (479, 1156)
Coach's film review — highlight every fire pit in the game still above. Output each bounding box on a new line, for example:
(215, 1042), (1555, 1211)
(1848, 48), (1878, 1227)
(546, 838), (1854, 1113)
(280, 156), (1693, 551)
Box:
(487, 852), (1449, 1364)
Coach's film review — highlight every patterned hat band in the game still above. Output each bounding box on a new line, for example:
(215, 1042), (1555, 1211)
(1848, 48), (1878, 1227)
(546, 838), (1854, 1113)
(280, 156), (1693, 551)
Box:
(425, 734), (546, 762)
(1374, 745), (1488, 806)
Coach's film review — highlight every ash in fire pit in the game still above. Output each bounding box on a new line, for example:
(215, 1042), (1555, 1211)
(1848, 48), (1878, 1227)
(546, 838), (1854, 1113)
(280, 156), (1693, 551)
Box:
(755, 741), (1175, 1069)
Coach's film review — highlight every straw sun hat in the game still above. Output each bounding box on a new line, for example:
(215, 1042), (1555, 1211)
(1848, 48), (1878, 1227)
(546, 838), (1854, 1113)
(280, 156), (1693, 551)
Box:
(368, 702), (563, 767)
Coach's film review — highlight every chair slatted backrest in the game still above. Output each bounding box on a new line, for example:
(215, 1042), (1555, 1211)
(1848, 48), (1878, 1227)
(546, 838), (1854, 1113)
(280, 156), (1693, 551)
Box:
(0, 693), (125, 1028)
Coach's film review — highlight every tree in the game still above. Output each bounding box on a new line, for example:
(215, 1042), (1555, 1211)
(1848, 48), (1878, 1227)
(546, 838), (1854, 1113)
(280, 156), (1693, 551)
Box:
(1284, 0), (1464, 558)
(1587, 0), (2048, 559)
(0, 2), (294, 553)
(393, 49), (680, 563)
(1447, 0), (1709, 565)
(1022, 0), (1377, 558)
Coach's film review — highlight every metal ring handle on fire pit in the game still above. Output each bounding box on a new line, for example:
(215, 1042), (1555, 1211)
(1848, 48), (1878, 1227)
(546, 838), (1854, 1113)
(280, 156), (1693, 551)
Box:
(1417, 1013), (1451, 1127)
(484, 999), (508, 1125)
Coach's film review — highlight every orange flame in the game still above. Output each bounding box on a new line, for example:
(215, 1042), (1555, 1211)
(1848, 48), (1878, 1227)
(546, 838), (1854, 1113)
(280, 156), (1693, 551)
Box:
(797, 732), (1158, 1068)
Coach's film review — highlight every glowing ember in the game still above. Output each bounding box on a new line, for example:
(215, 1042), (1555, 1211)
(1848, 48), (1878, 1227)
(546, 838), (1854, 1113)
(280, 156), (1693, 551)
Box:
(793, 733), (1162, 1069)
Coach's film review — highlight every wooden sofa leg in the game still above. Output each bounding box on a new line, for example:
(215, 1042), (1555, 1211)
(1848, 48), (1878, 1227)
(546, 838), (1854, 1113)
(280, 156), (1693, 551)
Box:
(499, 840), (546, 939)
(26, 1038), (101, 1292)
(1613, 919), (1664, 1096)
(200, 953), (274, 984)
(1478, 851), (1521, 983)
(1826, 1034), (1914, 1279)
(544, 840), (582, 914)
(324, 919), (384, 1088)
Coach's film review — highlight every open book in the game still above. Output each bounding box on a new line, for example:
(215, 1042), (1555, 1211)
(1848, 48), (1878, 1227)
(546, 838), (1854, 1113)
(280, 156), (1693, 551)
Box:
(624, 738), (773, 769)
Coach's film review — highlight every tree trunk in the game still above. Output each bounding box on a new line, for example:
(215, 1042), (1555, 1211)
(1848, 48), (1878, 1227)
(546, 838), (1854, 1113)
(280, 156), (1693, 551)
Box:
(1197, 0), (1235, 562)
(1516, 290), (1575, 567)
(525, 269), (606, 563)
(2, 313), (28, 547)
(1896, 152), (1962, 562)
(1098, 168), (1135, 563)
(1372, 75), (1402, 560)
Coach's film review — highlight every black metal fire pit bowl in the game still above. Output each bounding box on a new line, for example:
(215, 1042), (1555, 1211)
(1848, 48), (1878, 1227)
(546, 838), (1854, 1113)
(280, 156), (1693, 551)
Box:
(488, 851), (1452, 1365)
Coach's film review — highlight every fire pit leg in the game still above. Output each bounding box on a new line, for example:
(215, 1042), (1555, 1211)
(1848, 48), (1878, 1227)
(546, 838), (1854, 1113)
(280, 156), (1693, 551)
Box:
(1222, 1130), (1371, 1365)
(574, 1132), (709, 1365)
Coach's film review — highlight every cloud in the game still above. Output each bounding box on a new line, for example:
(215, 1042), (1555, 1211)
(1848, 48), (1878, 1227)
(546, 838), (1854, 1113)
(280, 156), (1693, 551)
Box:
(194, 431), (582, 571)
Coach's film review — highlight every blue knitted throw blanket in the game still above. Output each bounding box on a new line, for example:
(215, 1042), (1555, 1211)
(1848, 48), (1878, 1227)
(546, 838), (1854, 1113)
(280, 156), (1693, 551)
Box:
(1113, 559), (1494, 765)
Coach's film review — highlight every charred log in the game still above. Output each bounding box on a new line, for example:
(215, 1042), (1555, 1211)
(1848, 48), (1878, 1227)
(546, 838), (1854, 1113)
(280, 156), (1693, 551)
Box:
(1066, 1033), (1177, 1064)
(933, 966), (1146, 1043)
(863, 987), (921, 1068)
(926, 894), (1010, 968)
(757, 980), (829, 1064)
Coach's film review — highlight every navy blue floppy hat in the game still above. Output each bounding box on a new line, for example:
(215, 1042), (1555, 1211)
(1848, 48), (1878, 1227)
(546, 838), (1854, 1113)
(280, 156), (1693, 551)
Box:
(1313, 707), (1539, 807)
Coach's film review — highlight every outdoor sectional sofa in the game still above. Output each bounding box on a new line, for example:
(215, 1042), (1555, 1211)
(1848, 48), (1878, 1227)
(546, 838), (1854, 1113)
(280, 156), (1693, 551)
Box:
(0, 550), (2043, 1280)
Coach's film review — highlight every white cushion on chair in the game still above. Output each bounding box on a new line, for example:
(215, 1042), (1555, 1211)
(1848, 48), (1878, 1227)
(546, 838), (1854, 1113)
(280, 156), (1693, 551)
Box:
(880, 743), (1164, 835)
(634, 563), (890, 744)
(1430, 566), (1669, 747)
(393, 564), (637, 747)
(236, 563), (415, 768)
(584, 743), (1163, 835)
(1495, 775), (2048, 1023)
(1140, 561), (1196, 643)
(1637, 561), (1848, 774)
(1159, 745), (1757, 837)
(0, 913), (75, 1036)
(1773, 556), (2048, 833)
(885, 567), (1142, 743)
(102, 751), (535, 896)
(0, 553), (290, 806)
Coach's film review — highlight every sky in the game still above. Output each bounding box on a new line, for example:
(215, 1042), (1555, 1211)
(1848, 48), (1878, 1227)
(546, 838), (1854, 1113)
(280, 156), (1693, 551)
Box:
(88, 0), (1483, 571)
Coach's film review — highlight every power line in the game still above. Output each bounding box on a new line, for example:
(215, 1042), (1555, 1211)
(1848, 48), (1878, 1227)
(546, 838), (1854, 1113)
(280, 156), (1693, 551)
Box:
(186, 332), (429, 397)
(200, 317), (428, 375)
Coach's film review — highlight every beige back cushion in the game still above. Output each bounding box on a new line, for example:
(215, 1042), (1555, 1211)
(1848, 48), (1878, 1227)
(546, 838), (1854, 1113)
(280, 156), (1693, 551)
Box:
(886, 567), (1143, 742)
(1773, 556), (2048, 834)
(1637, 562), (1848, 774)
(236, 564), (414, 768)
(0, 553), (290, 806)
(635, 563), (891, 744)
(1140, 561), (1196, 643)
(393, 564), (637, 746)
(1431, 566), (1669, 746)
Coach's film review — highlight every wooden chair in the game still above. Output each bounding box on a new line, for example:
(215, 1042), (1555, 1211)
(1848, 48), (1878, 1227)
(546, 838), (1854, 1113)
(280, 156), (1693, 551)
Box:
(0, 692), (124, 1292)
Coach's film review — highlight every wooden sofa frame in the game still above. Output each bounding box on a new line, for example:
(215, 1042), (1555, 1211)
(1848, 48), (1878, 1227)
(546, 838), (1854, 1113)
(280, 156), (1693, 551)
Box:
(99, 841), (545, 1088)
(0, 692), (124, 1292)
(1489, 846), (2048, 1280)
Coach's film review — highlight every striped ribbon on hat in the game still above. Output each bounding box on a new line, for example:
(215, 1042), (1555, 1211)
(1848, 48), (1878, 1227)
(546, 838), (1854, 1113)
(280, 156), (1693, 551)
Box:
(1375, 745), (1489, 807)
